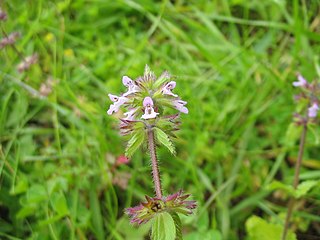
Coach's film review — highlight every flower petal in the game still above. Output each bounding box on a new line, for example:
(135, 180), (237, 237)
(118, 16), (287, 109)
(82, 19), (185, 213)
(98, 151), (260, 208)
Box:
(293, 74), (307, 87)
(143, 96), (154, 107)
(162, 81), (178, 97)
(173, 100), (188, 114)
(107, 96), (128, 115)
(308, 103), (319, 118)
(141, 106), (159, 119)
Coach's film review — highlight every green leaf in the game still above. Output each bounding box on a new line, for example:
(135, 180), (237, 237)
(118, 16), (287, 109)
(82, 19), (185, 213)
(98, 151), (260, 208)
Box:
(295, 180), (318, 198)
(267, 181), (294, 195)
(125, 131), (145, 157)
(284, 123), (301, 148)
(154, 71), (171, 89)
(89, 187), (105, 240)
(246, 215), (296, 240)
(50, 193), (69, 216)
(170, 212), (183, 240)
(26, 184), (47, 203)
(185, 230), (222, 240)
(267, 180), (319, 198)
(155, 127), (176, 155)
(151, 212), (176, 240)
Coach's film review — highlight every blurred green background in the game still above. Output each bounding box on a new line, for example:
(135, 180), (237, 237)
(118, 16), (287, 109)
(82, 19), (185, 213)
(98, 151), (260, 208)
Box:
(1, 0), (320, 239)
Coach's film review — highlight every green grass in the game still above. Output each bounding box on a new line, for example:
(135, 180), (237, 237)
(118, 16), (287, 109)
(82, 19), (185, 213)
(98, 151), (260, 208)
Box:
(1, 0), (320, 239)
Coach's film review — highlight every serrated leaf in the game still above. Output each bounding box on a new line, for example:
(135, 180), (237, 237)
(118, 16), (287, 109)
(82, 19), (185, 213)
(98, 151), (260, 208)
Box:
(170, 212), (183, 240)
(155, 127), (176, 155)
(151, 212), (176, 240)
(125, 131), (145, 157)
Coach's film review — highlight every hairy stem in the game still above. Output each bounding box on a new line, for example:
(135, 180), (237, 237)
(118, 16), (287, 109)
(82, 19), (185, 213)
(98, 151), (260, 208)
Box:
(147, 128), (162, 198)
(281, 122), (308, 240)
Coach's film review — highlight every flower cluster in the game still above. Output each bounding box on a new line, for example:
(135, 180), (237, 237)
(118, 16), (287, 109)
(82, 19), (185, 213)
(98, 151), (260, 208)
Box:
(107, 65), (188, 126)
(0, 32), (20, 49)
(293, 74), (319, 122)
(0, 8), (7, 21)
(126, 190), (196, 225)
(17, 54), (38, 73)
(0, 7), (37, 73)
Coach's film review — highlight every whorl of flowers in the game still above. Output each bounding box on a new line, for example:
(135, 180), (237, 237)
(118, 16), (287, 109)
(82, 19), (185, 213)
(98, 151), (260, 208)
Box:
(293, 74), (319, 123)
(107, 65), (187, 156)
(107, 65), (188, 121)
(126, 190), (196, 225)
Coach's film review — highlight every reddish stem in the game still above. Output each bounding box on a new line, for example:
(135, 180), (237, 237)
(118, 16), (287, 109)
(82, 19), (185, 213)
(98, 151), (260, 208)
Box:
(281, 121), (308, 240)
(147, 128), (162, 198)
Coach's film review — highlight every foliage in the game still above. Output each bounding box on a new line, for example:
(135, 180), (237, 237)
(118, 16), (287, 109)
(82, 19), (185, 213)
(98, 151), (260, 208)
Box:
(151, 212), (176, 240)
(245, 216), (296, 240)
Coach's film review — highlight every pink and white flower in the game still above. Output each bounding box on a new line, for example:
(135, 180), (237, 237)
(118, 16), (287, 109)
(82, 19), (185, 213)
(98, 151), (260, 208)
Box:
(162, 81), (178, 97)
(107, 94), (128, 115)
(141, 97), (159, 120)
(293, 74), (307, 87)
(123, 108), (137, 121)
(308, 103), (319, 118)
(122, 76), (140, 96)
(173, 100), (188, 114)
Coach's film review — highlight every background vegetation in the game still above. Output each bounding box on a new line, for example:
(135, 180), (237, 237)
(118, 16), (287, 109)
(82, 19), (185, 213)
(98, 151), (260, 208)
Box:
(1, 0), (320, 239)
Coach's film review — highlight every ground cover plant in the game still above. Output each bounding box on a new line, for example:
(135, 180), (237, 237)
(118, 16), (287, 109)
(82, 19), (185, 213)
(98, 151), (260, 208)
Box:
(0, 0), (320, 239)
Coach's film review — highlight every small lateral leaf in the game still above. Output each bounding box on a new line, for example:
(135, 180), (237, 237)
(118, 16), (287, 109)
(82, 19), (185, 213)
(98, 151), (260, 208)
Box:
(155, 127), (176, 155)
(125, 131), (145, 157)
(154, 71), (171, 89)
(151, 212), (176, 240)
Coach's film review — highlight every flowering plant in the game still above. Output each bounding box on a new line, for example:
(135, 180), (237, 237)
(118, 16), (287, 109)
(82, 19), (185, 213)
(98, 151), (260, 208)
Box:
(281, 74), (319, 240)
(107, 65), (196, 239)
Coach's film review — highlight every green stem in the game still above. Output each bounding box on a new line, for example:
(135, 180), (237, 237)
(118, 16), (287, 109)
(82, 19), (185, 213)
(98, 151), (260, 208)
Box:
(281, 121), (307, 240)
(147, 128), (162, 198)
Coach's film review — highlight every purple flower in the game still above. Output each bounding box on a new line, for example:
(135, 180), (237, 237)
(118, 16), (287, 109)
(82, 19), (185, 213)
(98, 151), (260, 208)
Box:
(308, 103), (319, 118)
(123, 108), (137, 121)
(107, 94), (128, 115)
(162, 81), (178, 97)
(122, 76), (139, 96)
(17, 54), (38, 73)
(141, 97), (159, 120)
(0, 8), (7, 21)
(293, 74), (307, 87)
(126, 191), (196, 225)
(0, 32), (20, 49)
(173, 100), (188, 114)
